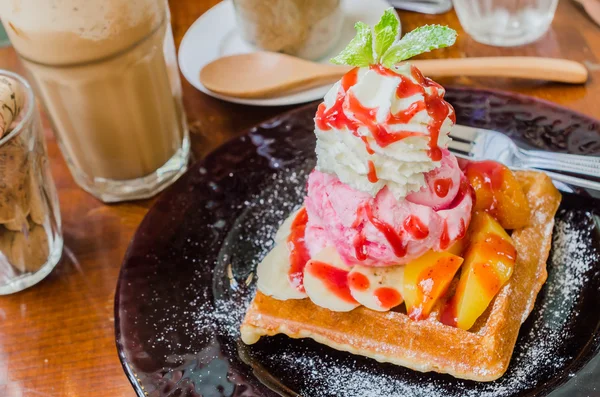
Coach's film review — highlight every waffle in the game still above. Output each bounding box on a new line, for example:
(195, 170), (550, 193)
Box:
(240, 171), (561, 381)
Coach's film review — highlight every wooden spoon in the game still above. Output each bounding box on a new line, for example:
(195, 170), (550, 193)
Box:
(199, 52), (589, 99)
(574, 0), (600, 26)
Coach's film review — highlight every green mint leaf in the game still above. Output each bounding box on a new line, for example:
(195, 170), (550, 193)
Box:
(330, 21), (374, 67)
(373, 8), (400, 61)
(381, 25), (457, 69)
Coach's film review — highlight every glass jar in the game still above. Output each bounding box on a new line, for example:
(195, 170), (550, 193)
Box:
(454, 0), (559, 47)
(1, 0), (190, 203)
(0, 70), (63, 294)
(233, 0), (343, 60)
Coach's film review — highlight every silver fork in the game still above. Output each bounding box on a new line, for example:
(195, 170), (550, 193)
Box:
(388, 0), (453, 14)
(448, 124), (600, 191)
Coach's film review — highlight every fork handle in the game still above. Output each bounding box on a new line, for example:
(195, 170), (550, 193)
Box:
(520, 149), (600, 166)
(452, 151), (600, 191)
(541, 169), (600, 191)
(518, 149), (600, 178)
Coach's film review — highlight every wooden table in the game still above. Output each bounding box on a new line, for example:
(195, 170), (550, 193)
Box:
(0, 1), (598, 396)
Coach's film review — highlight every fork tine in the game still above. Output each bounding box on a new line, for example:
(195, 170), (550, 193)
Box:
(449, 125), (479, 142)
(448, 140), (473, 155)
(450, 150), (470, 160)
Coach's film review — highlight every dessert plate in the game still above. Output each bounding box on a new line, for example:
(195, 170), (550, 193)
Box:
(177, 0), (396, 106)
(115, 88), (600, 397)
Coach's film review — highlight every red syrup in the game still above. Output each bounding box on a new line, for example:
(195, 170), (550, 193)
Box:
(316, 65), (456, 165)
(374, 287), (403, 309)
(466, 160), (505, 190)
(457, 218), (467, 240)
(315, 68), (359, 132)
(440, 298), (458, 327)
(403, 215), (429, 239)
(387, 101), (426, 125)
(287, 208), (310, 293)
(445, 177), (475, 211)
(353, 204), (408, 260)
(305, 261), (357, 304)
(440, 221), (451, 251)
(353, 232), (369, 262)
(434, 177), (452, 198)
(463, 159), (508, 217)
(479, 233), (517, 264)
(348, 272), (370, 291)
(367, 161), (378, 183)
(424, 95), (447, 161)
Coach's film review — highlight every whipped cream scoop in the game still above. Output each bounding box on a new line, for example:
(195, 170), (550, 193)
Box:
(315, 63), (455, 200)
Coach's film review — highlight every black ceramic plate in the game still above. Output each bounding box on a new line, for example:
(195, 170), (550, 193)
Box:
(115, 88), (600, 397)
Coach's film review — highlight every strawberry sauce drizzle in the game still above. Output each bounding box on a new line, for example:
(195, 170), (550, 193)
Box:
(367, 161), (378, 183)
(434, 177), (452, 198)
(440, 299), (458, 327)
(440, 221), (451, 250)
(353, 232), (369, 262)
(306, 261), (357, 304)
(464, 160), (506, 214)
(315, 65), (455, 164)
(479, 233), (517, 264)
(287, 208), (310, 293)
(403, 215), (429, 239)
(354, 205), (407, 261)
(387, 101), (426, 125)
(348, 272), (370, 291)
(466, 160), (505, 190)
(315, 68), (359, 132)
(374, 287), (403, 309)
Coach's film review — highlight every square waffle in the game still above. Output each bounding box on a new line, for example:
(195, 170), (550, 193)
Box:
(240, 171), (562, 381)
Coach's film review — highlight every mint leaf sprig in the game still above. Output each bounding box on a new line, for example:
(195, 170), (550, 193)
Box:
(330, 21), (374, 67)
(331, 8), (457, 69)
(373, 9), (400, 62)
(381, 25), (457, 68)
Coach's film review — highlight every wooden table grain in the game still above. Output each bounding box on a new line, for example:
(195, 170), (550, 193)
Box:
(0, 1), (598, 396)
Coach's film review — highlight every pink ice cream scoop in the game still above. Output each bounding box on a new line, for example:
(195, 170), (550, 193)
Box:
(304, 150), (473, 267)
(406, 151), (462, 210)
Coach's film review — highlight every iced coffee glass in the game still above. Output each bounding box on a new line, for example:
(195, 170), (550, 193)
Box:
(1, 0), (190, 202)
(0, 71), (63, 294)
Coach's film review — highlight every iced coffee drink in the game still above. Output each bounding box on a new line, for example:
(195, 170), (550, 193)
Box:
(0, 0), (189, 202)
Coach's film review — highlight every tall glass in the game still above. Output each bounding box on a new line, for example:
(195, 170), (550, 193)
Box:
(233, 0), (343, 60)
(0, 71), (63, 294)
(1, 0), (189, 202)
(453, 0), (559, 47)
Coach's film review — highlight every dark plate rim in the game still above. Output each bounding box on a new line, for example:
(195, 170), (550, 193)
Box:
(114, 85), (600, 397)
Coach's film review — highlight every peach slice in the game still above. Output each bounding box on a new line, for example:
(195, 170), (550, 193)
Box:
(465, 160), (530, 229)
(469, 211), (512, 244)
(447, 238), (466, 257)
(403, 250), (463, 320)
(441, 212), (517, 330)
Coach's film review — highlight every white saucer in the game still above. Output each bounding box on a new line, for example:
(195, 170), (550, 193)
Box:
(178, 0), (398, 106)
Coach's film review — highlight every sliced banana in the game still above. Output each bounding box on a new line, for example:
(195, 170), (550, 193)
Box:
(348, 265), (405, 311)
(274, 208), (302, 243)
(257, 242), (307, 300)
(304, 246), (359, 312)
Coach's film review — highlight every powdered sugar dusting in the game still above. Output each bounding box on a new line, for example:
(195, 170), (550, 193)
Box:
(251, 206), (599, 397)
(153, 161), (599, 397)
(548, 216), (596, 305)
